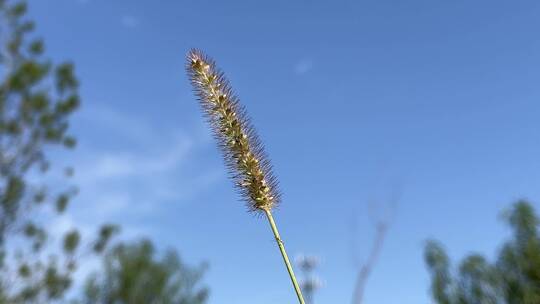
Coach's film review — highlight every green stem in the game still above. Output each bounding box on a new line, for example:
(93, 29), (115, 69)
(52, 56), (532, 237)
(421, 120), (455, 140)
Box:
(264, 209), (306, 304)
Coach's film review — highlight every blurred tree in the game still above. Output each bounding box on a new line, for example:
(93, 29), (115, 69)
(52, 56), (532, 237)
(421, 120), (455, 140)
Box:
(296, 254), (322, 304)
(425, 200), (540, 304)
(80, 239), (209, 304)
(0, 0), (78, 239)
(0, 2), (209, 303)
(350, 192), (398, 304)
(0, 1), (117, 302)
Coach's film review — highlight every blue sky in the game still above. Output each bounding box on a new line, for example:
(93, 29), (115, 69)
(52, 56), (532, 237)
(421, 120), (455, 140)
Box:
(26, 0), (540, 303)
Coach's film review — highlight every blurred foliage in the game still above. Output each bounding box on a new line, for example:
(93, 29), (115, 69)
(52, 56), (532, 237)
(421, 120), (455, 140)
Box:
(0, 1), (118, 302)
(79, 239), (209, 304)
(0, 2), (209, 303)
(425, 200), (540, 304)
(0, 0), (79, 240)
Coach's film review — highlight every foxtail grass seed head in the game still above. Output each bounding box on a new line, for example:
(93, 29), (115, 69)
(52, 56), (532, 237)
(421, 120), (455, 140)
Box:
(186, 49), (280, 212)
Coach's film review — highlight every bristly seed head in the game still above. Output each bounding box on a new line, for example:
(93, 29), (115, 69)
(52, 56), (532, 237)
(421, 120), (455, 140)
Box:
(186, 49), (280, 212)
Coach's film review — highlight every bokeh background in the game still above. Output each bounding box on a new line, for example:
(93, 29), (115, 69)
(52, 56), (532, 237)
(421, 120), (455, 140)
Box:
(2, 0), (540, 303)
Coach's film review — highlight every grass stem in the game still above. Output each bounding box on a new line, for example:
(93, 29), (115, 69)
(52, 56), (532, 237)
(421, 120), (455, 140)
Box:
(264, 209), (306, 304)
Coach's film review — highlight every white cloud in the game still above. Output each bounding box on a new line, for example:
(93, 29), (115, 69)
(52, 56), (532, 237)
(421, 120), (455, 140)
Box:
(294, 58), (314, 75)
(120, 15), (140, 28)
(79, 104), (157, 143)
(3, 103), (224, 299)
(48, 103), (222, 236)
(70, 138), (202, 219)
(90, 154), (136, 179)
(75, 137), (192, 184)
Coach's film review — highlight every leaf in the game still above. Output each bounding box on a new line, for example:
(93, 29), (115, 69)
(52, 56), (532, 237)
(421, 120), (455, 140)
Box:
(55, 194), (70, 213)
(28, 39), (44, 55)
(63, 230), (80, 254)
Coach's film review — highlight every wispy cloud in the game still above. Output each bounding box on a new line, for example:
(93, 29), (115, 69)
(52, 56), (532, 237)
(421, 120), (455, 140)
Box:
(294, 58), (314, 75)
(71, 137), (216, 217)
(120, 15), (140, 28)
(75, 138), (192, 184)
(36, 103), (223, 293)
(79, 105), (157, 143)
(48, 104), (222, 235)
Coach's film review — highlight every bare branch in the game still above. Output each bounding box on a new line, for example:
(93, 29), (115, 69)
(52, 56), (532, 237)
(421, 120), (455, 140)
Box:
(351, 220), (388, 304)
(350, 189), (400, 304)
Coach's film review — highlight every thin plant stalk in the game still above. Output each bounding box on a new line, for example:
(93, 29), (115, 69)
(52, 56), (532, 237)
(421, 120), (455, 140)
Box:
(186, 49), (306, 304)
(264, 209), (306, 304)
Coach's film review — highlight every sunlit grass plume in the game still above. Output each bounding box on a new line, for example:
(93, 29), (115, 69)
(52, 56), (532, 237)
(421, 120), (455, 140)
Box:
(186, 49), (305, 304)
